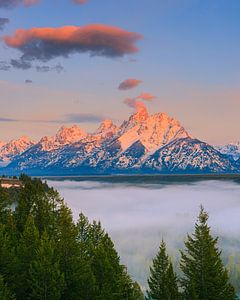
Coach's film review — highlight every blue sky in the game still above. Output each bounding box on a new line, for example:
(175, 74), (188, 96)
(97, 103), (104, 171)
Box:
(0, 0), (239, 144)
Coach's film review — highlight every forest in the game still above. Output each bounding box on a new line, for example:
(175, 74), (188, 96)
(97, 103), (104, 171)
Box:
(0, 175), (238, 299)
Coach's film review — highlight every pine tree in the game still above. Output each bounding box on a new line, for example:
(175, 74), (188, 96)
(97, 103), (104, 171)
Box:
(180, 206), (237, 300)
(147, 240), (179, 300)
(28, 232), (65, 300)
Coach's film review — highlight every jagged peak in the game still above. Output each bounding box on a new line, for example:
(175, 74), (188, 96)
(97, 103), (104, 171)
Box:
(55, 124), (86, 144)
(4, 136), (34, 147)
(129, 104), (148, 123)
(96, 119), (117, 133)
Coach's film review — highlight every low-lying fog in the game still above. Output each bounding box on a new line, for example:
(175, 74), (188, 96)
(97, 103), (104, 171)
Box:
(47, 178), (240, 290)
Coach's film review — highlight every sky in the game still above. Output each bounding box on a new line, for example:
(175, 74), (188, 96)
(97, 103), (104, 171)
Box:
(0, 0), (240, 145)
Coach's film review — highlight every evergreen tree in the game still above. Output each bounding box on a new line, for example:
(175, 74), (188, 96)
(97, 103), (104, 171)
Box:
(0, 226), (17, 297)
(55, 204), (89, 300)
(15, 215), (40, 299)
(76, 213), (97, 300)
(147, 240), (179, 300)
(28, 232), (65, 300)
(180, 206), (237, 300)
(0, 275), (15, 300)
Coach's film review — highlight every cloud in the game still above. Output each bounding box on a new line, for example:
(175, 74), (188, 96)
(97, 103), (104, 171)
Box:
(0, 58), (64, 72)
(63, 113), (106, 123)
(3, 24), (143, 62)
(0, 117), (17, 122)
(123, 98), (146, 112)
(0, 17), (9, 30)
(10, 58), (32, 70)
(0, 61), (11, 71)
(0, 0), (86, 8)
(36, 63), (64, 73)
(137, 92), (156, 101)
(72, 0), (87, 4)
(123, 92), (156, 112)
(0, 0), (39, 8)
(118, 78), (142, 90)
(25, 79), (32, 83)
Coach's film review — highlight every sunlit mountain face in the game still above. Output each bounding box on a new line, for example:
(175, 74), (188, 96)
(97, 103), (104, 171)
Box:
(1, 107), (239, 175)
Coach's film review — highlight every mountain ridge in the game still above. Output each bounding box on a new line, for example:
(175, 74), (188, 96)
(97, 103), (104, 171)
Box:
(1, 109), (239, 175)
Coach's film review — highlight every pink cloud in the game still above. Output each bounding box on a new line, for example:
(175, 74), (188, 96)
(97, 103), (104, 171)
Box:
(72, 0), (87, 4)
(23, 0), (39, 6)
(118, 78), (142, 90)
(124, 92), (156, 112)
(137, 92), (156, 101)
(3, 25), (143, 61)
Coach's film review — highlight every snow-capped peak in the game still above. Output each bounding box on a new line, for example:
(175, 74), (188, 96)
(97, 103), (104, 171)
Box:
(95, 119), (118, 139)
(55, 125), (87, 145)
(0, 136), (35, 163)
(129, 104), (149, 123)
(118, 110), (190, 152)
(39, 125), (87, 151)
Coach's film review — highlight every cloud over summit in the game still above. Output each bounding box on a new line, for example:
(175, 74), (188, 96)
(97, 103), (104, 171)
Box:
(124, 92), (156, 112)
(3, 24), (142, 62)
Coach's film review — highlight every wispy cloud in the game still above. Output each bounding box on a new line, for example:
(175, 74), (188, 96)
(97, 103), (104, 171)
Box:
(63, 113), (106, 123)
(25, 79), (32, 84)
(36, 64), (64, 73)
(124, 92), (156, 113)
(10, 58), (32, 70)
(0, 0), (87, 8)
(0, 17), (9, 30)
(0, 0), (39, 8)
(1, 113), (107, 124)
(0, 117), (18, 122)
(0, 61), (11, 71)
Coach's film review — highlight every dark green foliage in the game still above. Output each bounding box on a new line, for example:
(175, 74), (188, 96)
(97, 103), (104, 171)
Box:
(0, 176), (144, 300)
(28, 232), (65, 300)
(0, 176), (237, 300)
(0, 275), (15, 300)
(147, 240), (179, 300)
(180, 206), (237, 300)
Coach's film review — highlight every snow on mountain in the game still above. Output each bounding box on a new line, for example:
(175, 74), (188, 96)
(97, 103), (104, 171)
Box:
(118, 110), (190, 152)
(216, 142), (240, 161)
(3, 110), (240, 175)
(0, 141), (5, 148)
(143, 138), (237, 173)
(0, 136), (35, 166)
(94, 119), (118, 139)
(39, 125), (87, 152)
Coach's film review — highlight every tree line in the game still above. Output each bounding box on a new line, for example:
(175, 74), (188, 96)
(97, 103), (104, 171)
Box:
(0, 175), (238, 299)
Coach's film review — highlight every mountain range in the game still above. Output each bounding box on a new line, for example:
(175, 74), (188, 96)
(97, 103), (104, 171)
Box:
(1, 107), (239, 175)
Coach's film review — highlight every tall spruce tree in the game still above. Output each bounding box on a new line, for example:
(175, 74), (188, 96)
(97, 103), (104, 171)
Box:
(180, 206), (237, 300)
(147, 240), (179, 300)
(28, 232), (65, 300)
